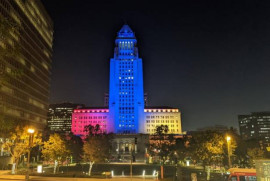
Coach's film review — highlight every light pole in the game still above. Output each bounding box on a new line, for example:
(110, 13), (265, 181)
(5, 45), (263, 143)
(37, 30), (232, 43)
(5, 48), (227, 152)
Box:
(25, 128), (35, 181)
(174, 151), (178, 181)
(226, 136), (232, 168)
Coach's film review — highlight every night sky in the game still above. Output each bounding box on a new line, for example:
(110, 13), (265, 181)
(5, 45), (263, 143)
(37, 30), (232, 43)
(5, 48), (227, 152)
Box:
(42, 0), (270, 131)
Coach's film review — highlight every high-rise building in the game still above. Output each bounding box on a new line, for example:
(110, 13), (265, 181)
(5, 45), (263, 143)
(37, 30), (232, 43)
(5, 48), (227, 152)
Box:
(71, 25), (182, 136)
(109, 25), (145, 134)
(0, 0), (53, 130)
(48, 103), (84, 135)
(239, 112), (270, 147)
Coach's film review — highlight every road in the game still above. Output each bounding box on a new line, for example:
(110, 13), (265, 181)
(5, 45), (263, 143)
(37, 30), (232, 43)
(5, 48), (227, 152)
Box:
(0, 175), (159, 181)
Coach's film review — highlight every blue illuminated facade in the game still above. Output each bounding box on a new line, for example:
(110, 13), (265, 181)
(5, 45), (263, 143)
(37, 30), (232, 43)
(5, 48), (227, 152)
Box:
(72, 24), (182, 136)
(109, 25), (144, 134)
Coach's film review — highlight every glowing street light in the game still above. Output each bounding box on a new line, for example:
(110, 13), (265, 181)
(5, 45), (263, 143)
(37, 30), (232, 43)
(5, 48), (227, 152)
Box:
(27, 128), (35, 134)
(25, 128), (35, 181)
(226, 136), (232, 168)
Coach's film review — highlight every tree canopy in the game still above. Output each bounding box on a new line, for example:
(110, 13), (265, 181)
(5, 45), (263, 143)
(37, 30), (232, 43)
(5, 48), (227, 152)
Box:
(3, 126), (42, 171)
(83, 124), (111, 176)
(42, 133), (70, 173)
(187, 131), (225, 167)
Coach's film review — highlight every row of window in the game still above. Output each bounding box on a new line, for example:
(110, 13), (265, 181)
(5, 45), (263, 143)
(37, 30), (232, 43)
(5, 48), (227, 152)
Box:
(146, 129), (179, 132)
(119, 88), (134, 92)
(119, 116), (135, 119)
(118, 95), (135, 99)
(119, 66), (133, 69)
(74, 120), (106, 124)
(146, 116), (176, 119)
(119, 68), (134, 72)
(117, 52), (134, 56)
(117, 59), (135, 61)
(147, 124), (179, 127)
(119, 111), (135, 114)
(119, 76), (134, 80)
(73, 129), (106, 133)
(119, 124), (135, 127)
(74, 125), (107, 128)
(0, 92), (47, 117)
(4, 58), (49, 99)
(119, 85), (134, 88)
(118, 120), (134, 123)
(119, 80), (134, 83)
(146, 120), (178, 123)
(119, 60), (134, 64)
(118, 41), (134, 49)
(75, 116), (107, 119)
(118, 91), (134, 95)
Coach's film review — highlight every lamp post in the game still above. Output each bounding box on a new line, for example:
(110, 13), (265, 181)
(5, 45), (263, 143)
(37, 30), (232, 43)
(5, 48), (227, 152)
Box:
(226, 136), (232, 168)
(174, 151), (178, 181)
(25, 128), (35, 181)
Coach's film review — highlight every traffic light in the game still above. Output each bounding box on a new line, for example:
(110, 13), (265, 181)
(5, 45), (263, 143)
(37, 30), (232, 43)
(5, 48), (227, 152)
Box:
(135, 137), (137, 144)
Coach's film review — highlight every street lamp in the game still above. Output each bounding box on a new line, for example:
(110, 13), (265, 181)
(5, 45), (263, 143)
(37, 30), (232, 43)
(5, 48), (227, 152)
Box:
(25, 128), (35, 181)
(226, 136), (232, 168)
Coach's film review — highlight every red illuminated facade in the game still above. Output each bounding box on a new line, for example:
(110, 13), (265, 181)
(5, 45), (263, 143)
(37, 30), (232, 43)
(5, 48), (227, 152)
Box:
(71, 108), (111, 137)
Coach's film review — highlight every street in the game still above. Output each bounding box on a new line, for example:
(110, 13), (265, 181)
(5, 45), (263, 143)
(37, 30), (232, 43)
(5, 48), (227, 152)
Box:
(0, 175), (159, 181)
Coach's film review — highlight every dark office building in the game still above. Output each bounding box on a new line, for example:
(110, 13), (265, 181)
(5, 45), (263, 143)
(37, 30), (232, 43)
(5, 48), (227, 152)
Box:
(0, 0), (53, 130)
(239, 112), (270, 147)
(48, 103), (84, 134)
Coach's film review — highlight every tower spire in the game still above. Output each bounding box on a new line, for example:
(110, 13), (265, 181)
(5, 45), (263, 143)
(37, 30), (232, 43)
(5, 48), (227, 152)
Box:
(117, 24), (135, 38)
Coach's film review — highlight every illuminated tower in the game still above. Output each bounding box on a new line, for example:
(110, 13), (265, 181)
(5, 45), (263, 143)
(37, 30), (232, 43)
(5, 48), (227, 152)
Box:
(109, 25), (144, 134)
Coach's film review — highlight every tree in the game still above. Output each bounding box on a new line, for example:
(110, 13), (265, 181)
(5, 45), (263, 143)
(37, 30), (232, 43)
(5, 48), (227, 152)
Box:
(188, 131), (225, 168)
(247, 147), (265, 167)
(42, 133), (70, 174)
(174, 136), (189, 165)
(3, 126), (42, 173)
(67, 132), (83, 163)
(147, 125), (175, 179)
(148, 125), (172, 162)
(225, 129), (250, 168)
(187, 131), (226, 181)
(83, 124), (111, 176)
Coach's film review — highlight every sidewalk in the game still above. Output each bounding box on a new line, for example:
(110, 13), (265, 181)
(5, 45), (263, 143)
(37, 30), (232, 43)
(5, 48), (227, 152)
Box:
(0, 175), (159, 181)
(0, 170), (10, 175)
